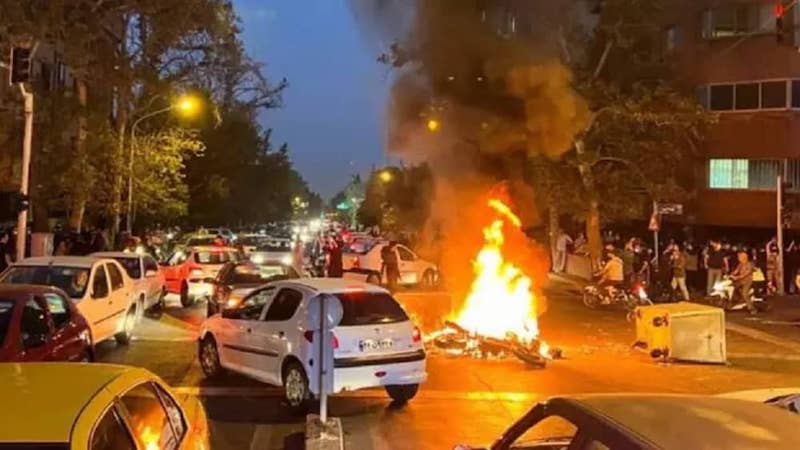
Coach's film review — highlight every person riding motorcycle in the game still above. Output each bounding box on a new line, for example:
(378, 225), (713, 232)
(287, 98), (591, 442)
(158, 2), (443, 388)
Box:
(597, 252), (625, 302)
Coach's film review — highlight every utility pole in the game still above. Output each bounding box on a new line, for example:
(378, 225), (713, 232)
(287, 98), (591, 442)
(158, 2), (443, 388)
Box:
(778, 174), (786, 295)
(17, 85), (33, 262)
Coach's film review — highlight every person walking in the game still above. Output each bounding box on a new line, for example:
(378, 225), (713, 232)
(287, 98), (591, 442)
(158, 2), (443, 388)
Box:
(554, 229), (572, 273)
(730, 250), (757, 314)
(381, 241), (400, 292)
(670, 244), (690, 301)
(326, 236), (344, 278)
(705, 240), (727, 295)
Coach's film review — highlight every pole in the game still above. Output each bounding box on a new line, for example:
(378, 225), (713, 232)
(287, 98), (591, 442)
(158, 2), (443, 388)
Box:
(17, 86), (33, 262)
(318, 295), (328, 423)
(778, 174), (786, 295)
(652, 201), (659, 271)
(126, 106), (172, 234)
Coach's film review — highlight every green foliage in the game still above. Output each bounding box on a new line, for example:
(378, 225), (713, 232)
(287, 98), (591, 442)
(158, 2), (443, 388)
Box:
(358, 165), (433, 233)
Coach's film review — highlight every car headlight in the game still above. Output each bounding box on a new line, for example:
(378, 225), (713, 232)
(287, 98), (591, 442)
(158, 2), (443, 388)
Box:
(251, 254), (265, 264)
(281, 255), (293, 266)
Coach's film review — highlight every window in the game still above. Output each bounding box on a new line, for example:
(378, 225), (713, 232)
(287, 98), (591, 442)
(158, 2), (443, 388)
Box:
(238, 287), (275, 320)
(335, 292), (409, 326)
(397, 247), (415, 262)
(709, 159), (782, 190)
(762, 81), (787, 108)
(166, 251), (188, 266)
(792, 80), (800, 108)
(709, 84), (733, 111)
(43, 293), (71, 329)
(119, 383), (180, 450)
(153, 385), (186, 442)
(194, 251), (230, 264)
(264, 289), (303, 321)
(20, 299), (50, 348)
(107, 264), (124, 291)
(114, 257), (141, 279)
(703, 4), (775, 39)
(91, 407), (136, 450)
(92, 266), (109, 298)
(0, 301), (13, 347)
(143, 257), (159, 273)
(515, 415), (578, 447)
(0, 266), (91, 299)
(735, 83), (759, 110)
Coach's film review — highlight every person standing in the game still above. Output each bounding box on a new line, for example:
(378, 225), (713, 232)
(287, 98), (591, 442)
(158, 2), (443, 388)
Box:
(730, 250), (757, 314)
(326, 236), (343, 278)
(0, 232), (11, 272)
(670, 245), (690, 301)
(381, 241), (400, 292)
(554, 229), (572, 273)
(705, 240), (727, 295)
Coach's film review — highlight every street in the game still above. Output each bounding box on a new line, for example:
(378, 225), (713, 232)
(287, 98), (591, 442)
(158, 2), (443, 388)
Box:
(92, 278), (800, 450)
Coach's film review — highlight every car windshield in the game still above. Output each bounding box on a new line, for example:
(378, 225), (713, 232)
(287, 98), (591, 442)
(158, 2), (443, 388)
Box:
(0, 266), (91, 299)
(257, 241), (292, 252)
(238, 236), (263, 246)
(344, 239), (379, 255)
(0, 300), (14, 347)
(113, 257), (141, 279)
(335, 292), (409, 326)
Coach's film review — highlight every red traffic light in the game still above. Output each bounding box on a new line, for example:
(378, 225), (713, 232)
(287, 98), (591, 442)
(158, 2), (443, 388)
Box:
(776, 2), (785, 18)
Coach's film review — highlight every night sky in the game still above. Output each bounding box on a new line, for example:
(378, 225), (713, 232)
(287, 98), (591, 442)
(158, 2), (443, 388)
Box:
(234, 0), (388, 198)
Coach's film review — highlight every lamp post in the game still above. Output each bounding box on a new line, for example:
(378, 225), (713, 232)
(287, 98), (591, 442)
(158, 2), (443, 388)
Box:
(126, 95), (199, 234)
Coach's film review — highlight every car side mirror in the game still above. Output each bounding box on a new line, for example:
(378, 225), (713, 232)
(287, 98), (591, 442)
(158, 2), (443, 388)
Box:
(23, 333), (48, 350)
(145, 269), (158, 278)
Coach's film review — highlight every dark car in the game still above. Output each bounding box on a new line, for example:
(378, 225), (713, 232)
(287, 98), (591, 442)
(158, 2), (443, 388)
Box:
(206, 261), (300, 316)
(0, 284), (93, 362)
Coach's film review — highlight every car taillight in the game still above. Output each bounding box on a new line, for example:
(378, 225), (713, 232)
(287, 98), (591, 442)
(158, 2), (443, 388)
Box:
(303, 330), (339, 349)
(412, 326), (422, 343)
(352, 257), (360, 269)
(189, 268), (203, 278)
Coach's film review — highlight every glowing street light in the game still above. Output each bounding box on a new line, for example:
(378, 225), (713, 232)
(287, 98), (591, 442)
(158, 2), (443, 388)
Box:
(427, 118), (441, 132)
(379, 170), (393, 183)
(175, 95), (201, 117)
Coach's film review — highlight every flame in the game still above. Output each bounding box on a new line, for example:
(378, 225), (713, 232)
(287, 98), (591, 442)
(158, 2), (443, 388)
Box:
(452, 198), (545, 350)
(140, 426), (160, 450)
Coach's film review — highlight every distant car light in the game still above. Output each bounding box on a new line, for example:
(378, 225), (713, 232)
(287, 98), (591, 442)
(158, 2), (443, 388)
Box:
(281, 255), (293, 266)
(251, 254), (265, 264)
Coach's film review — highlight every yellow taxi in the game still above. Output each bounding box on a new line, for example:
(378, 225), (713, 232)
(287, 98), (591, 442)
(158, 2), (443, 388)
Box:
(0, 363), (209, 450)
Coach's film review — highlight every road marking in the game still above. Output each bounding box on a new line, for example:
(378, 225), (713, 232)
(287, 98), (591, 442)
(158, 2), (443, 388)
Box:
(726, 322), (800, 353)
(171, 386), (541, 402)
(728, 352), (800, 361)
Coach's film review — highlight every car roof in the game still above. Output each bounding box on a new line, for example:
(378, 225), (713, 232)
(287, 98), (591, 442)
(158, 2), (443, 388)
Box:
(0, 284), (70, 302)
(14, 256), (103, 269)
(190, 246), (237, 252)
(561, 394), (800, 449)
(0, 363), (149, 443)
(282, 277), (388, 294)
(91, 251), (142, 259)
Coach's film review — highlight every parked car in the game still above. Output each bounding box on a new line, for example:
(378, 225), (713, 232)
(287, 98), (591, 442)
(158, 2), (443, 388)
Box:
(198, 278), (426, 411)
(457, 394), (800, 450)
(92, 251), (166, 315)
(237, 234), (267, 255)
(0, 284), (93, 362)
(343, 239), (439, 288)
(249, 237), (294, 266)
(0, 363), (209, 450)
(162, 246), (241, 307)
(198, 227), (236, 243)
(0, 256), (138, 345)
(206, 261), (301, 316)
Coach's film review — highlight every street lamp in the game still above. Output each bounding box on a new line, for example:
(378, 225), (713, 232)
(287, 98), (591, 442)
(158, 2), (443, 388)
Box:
(426, 118), (441, 132)
(378, 170), (393, 183)
(126, 94), (201, 234)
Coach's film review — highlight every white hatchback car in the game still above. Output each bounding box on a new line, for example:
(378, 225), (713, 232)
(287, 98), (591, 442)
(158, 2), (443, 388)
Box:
(198, 278), (426, 410)
(342, 240), (439, 288)
(92, 251), (166, 314)
(0, 256), (138, 346)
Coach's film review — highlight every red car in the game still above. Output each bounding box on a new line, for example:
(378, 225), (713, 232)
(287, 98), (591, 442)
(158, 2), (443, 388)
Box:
(162, 245), (242, 307)
(0, 284), (93, 362)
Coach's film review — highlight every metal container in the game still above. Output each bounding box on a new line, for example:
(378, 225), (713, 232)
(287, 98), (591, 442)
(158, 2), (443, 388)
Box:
(634, 302), (726, 364)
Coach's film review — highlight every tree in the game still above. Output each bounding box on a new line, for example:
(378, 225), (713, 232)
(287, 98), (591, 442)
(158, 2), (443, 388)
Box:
(359, 165), (433, 234)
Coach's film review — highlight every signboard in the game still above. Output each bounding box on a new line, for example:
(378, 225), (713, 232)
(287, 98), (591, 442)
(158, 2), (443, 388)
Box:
(648, 213), (660, 232)
(657, 203), (683, 215)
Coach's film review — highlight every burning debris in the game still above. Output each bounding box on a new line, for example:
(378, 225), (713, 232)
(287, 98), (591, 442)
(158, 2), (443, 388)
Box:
(426, 196), (562, 368)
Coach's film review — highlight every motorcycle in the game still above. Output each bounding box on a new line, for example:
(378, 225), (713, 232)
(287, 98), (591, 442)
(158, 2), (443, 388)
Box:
(583, 280), (653, 312)
(709, 269), (769, 312)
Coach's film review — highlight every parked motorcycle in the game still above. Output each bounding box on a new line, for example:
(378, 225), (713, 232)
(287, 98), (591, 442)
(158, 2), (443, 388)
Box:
(583, 280), (653, 312)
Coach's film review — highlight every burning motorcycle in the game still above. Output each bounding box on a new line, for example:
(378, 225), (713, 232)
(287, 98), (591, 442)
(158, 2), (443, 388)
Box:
(709, 268), (769, 312)
(583, 281), (653, 313)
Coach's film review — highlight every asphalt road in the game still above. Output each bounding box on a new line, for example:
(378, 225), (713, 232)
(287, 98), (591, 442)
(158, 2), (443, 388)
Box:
(92, 283), (800, 450)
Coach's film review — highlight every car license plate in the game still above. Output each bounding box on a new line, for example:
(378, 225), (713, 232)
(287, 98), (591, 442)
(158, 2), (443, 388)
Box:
(359, 338), (393, 352)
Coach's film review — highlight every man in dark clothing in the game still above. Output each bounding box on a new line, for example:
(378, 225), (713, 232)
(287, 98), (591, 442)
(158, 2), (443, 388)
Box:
(326, 237), (344, 278)
(381, 241), (400, 292)
(705, 240), (727, 295)
(0, 232), (11, 272)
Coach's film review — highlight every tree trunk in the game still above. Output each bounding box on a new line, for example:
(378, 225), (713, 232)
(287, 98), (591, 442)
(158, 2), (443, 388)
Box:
(68, 79), (89, 232)
(575, 139), (602, 268)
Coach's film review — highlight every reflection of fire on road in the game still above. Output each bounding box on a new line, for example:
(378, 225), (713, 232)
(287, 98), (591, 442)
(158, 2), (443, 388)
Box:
(428, 196), (561, 367)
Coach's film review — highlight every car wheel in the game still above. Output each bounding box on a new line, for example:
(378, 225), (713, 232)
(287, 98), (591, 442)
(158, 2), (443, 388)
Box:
(180, 282), (193, 307)
(79, 347), (94, 363)
(283, 361), (311, 413)
(385, 384), (419, 404)
(115, 308), (136, 345)
(156, 288), (167, 310)
(366, 273), (381, 285)
(199, 336), (224, 378)
(421, 270), (436, 289)
(582, 291), (600, 309)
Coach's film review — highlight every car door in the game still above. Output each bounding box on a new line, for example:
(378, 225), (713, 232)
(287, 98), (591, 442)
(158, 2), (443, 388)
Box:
(142, 256), (163, 304)
(219, 287), (275, 377)
(106, 262), (131, 332)
(162, 250), (188, 293)
(82, 264), (114, 342)
(396, 246), (419, 284)
(245, 287), (304, 385)
(16, 298), (54, 361)
(42, 291), (86, 361)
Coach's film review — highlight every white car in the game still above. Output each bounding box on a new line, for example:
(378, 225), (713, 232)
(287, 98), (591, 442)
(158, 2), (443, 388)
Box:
(198, 278), (426, 410)
(91, 251), (166, 314)
(343, 240), (439, 288)
(249, 237), (294, 266)
(0, 256), (138, 345)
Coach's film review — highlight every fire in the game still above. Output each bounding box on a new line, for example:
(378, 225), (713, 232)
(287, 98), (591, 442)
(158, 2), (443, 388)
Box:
(451, 198), (546, 352)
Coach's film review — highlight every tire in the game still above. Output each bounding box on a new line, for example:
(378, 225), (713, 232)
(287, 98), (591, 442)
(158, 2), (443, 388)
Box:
(79, 347), (94, 363)
(137, 296), (146, 323)
(283, 360), (312, 413)
(115, 309), (136, 345)
(199, 335), (224, 378)
(180, 282), (193, 308)
(421, 270), (437, 289)
(156, 288), (166, 310)
(583, 290), (600, 309)
(386, 384), (419, 404)
(366, 273), (381, 285)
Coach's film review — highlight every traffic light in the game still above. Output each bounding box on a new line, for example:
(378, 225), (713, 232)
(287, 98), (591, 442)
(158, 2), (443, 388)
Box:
(0, 191), (30, 221)
(9, 47), (32, 84)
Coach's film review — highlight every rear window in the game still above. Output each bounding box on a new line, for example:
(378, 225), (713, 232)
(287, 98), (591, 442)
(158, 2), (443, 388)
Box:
(344, 240), (379, 255)
(113, 257), (141, 279)
(194, 251), (234, 265)
(225, 264), (288, 284)
(257, 241), (292, 252)
(0, 266), (91, 299)
(0, 300), (14, 347)
(187, 237), (216, 246)
(335, 292), (409, 326)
